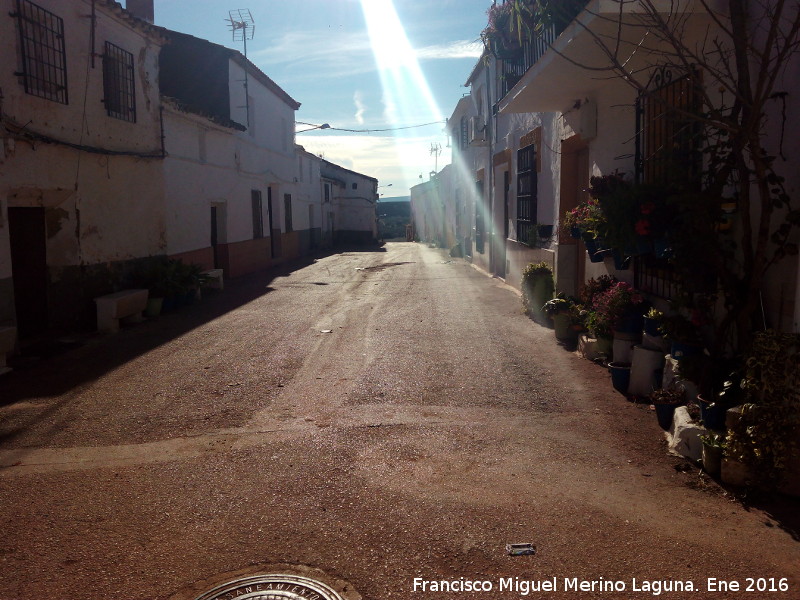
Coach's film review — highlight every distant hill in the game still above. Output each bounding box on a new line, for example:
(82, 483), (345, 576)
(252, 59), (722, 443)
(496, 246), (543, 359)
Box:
(377, 199), (411, 240)
(378, 195), (410, 203)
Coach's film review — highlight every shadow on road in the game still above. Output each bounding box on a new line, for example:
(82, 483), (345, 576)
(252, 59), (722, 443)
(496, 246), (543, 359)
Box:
(0, 246), (384, 408)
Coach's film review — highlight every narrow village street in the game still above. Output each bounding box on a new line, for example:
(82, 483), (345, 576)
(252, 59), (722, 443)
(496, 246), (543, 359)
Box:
(0, 242), (798, 600)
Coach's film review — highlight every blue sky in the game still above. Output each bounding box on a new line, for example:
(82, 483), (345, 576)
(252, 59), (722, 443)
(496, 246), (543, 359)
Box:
(137, 0), (491, 195)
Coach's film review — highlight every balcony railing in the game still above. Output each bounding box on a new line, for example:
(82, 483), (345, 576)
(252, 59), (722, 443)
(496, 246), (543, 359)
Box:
(496, 1), (589, 101)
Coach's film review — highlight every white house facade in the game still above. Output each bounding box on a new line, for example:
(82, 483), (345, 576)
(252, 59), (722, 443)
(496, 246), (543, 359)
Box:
(157, 29), (302, 278)
(0, 0), (166, 335)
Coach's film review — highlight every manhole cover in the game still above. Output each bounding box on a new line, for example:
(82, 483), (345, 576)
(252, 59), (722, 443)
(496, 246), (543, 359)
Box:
(194, 574), (344, 600)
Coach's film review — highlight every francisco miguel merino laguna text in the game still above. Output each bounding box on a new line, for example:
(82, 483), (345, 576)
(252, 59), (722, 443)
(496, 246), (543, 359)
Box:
(412, 576), (701, 595)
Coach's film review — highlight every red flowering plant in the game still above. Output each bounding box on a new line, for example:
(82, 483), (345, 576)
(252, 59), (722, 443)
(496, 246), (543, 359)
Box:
(587, 172), (676, 254)
(562, 199), (606, 239)
(593, 281), (647, 332)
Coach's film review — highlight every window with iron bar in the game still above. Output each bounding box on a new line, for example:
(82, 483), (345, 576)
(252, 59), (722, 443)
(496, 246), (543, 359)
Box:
(284, 194), (293, 233)
(634, 67), (702, 299)
(475, 180), (485, 254)
(14, 0), (68, 104)
(516, 144), (537, 246)
(103, 41), (136, 122)
(251, 190), (264, 239)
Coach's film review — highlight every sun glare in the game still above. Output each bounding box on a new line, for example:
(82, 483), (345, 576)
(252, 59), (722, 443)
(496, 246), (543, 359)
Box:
(359, 0), (445, 185)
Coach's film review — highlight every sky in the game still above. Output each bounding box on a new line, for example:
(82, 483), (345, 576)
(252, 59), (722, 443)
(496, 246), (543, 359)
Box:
(136, 0), (493, 196)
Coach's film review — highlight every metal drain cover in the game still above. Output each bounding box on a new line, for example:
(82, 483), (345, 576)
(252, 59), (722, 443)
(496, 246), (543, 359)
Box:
(194, 574), (345, 600)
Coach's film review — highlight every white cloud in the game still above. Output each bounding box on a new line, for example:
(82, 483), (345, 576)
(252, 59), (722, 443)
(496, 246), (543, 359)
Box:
(250, 32), (482, 81)
(353, 91), (367, 125)
(415, 39), (483, 60)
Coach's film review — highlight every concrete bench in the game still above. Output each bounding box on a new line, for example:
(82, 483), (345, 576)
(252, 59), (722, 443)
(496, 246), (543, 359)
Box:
(0, 326), (16, 376)
(94, 289), (149, 333)
(202, 268), (224, 290)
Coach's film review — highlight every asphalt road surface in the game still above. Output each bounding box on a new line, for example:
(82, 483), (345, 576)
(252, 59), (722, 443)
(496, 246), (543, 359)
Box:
(0, 242), (798, 600)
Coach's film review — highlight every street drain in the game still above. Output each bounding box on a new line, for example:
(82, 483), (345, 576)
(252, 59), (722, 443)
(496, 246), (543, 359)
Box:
(194, 574), (345, 600)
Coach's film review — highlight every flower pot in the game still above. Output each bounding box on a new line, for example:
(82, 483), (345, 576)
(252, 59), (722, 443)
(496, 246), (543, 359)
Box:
(654, 238), (672, 258)
(670, 340), (701, 361)
(642, 316), (661, 337)
(654, 401), (679, 430)
(636, 236), (653, 255)
(608, 361), (631, 395)
(702, 443), (723, 476)
(612, 330), (639, 364)
(615, 314), (643, 335)
(583, 238), (605, 262)
(144, 297), (163, 318)
(595, 335), (613, 358)
(698, 395), (727, 430)
(537, 224), (554, 239)
(162, 295), (179, 312)
(570, 226), (582, 239)
(552, 312), (576, 342)
(611, 249), (630, 270)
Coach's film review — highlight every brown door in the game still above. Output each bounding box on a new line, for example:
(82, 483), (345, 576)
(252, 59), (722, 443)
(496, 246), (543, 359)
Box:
(8, 207), (48, 337)
(560, 136), (591, 295)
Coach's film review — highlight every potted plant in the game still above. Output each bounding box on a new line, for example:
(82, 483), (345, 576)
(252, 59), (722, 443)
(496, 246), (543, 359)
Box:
(593, 281), (647, 337)
(608, 360), (632, 395)
(700, 431), (726, 476)
(725, 331), (800, 489)
(659, 313), (703, 360)
(481, 1), (524, 59)
(521, 261), (554, 323)
(643, 308), (664, 337)
(562, 200), (607, 260)
(587, 172), (677, 257)
(651, 386), (685, 430)
(543, 295), (578, 343)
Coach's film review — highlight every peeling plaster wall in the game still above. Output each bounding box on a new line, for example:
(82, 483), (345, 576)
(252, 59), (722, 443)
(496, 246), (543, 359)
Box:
(0, 0), (163, 155)
(0, 0), (165, 331)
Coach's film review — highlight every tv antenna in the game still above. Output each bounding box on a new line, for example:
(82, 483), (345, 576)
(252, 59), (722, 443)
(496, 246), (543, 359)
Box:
(430, 142), (442, 173)
(227, 9), (255, 129)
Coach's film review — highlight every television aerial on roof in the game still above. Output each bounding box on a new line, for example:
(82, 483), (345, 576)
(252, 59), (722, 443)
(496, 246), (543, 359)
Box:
(227, 9), (255, 47)
(226, 9), (255, 130)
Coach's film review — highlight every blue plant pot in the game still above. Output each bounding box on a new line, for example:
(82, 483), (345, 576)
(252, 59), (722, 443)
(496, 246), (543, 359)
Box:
(608, 362), (631, 395)
(699, 395), (727, 430)
(636, 236), (653, 255)
(654, 238), (673, 258)
(616, 313), (643, 335)
(670, 341), (701, 361)
(612, 249), (630, 270)
(570, 226), (582, 239)
(654, 402), (679, 430)
(584, 238), (606, 263)
(643, 316), (661, 337)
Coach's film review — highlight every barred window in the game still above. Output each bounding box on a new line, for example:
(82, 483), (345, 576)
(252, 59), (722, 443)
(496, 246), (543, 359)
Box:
(284, 194), (293, 233)
(14, 0), (68, 104)
(516, 144), (537, 245)
(475, 180), (485, 254)
(103, 41), (136, 122)
(251, 190), (264, 239)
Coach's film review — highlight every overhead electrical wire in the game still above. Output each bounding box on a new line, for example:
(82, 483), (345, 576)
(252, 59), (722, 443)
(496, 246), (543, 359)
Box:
(296, 120), (446, 133)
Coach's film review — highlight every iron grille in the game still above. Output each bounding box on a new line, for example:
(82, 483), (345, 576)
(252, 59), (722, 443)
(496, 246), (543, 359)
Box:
(284, 194), (293, 233)
(516, 144), (537, 245)
(635, 66), (702, 185)
(103, 41), (136, 122)
(15, 0), (68, 104)
(634, 65), (703, 299)
(251, 190), (263, 238)
(475, 180), (485, 254)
